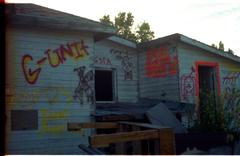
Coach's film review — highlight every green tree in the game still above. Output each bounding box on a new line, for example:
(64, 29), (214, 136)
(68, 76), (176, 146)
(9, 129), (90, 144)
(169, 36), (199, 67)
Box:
(219, 41), (225, 51)
(227, 48), (234, 55)
(99, 15), (114, 26)
(114, 12), (137, 42)
(211, 43), (218, 49)
(136, 22), (155, 43)
(212, 41), (234, 54)
(100, 12), (154, 43)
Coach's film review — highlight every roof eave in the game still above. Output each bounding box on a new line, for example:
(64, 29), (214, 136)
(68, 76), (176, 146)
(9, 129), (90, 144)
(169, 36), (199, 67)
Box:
(137, 33), (181, 50)
(107, 36), (137, 49)
(179, 35), (240, 63)
(6, 14), (116, 34)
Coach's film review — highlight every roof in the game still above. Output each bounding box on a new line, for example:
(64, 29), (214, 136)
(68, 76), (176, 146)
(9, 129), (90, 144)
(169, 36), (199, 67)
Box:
(5, 3), (116, 41)
(138, 33), (240, 63)
(95, 99), (195, 120)
(107, 35), (137, 49)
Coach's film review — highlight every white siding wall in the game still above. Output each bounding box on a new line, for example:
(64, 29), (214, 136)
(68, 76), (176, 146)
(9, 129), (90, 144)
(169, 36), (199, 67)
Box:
(6, 27), (94, 154)
(139, 45), (180, 101)
(178, 43), (240, 104)
(95, 39), (138, 103)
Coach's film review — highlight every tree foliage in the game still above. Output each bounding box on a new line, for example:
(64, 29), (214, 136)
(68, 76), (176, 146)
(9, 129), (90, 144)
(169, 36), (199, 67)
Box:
(136, 22), (155, 43)
(99, 15), (113, 26)
(100, 12), (154, 43)
(211, 43), (218, 49)
(219, 41), (224, 51)
(211, 41), (234, 54)
(228, 48), (234, 55)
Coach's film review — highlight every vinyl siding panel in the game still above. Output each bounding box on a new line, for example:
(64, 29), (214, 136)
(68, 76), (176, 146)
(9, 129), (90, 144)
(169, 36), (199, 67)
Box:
(95, 39), (138, 103)
(6, 27), (94, 154)
(178, 43), (240, 104)
(139, 45), (180, 101)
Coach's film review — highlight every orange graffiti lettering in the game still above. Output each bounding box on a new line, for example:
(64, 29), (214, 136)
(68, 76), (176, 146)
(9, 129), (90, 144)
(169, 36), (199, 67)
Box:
(21, 40), (89, 84)
(60, 44), (73, 61)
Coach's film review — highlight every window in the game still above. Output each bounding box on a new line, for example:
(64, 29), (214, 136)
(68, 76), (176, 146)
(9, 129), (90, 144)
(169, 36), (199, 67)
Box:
(11, 110), (38, 131)
(95, 70), (114, 102)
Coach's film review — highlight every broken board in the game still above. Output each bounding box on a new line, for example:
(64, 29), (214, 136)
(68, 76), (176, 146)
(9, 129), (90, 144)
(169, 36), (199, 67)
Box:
(146, 103), (187, 133)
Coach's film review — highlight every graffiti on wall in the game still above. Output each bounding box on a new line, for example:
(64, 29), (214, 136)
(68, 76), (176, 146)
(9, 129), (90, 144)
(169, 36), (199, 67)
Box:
(110, 49), (133, 80)
(180, 67), (196, 102)
(224, 87), (240, 111)
(223, 72), (240, 85)
(93, 56), (112, 65)
(73, 66), (94, 105)
(7, 86), (73, 109)
(223, 87), (240, 130)
(222, 69), (240, 131)
(21, 40), (89, 84)
(145, 46), (178, 78)
(40, 109), (68, 134)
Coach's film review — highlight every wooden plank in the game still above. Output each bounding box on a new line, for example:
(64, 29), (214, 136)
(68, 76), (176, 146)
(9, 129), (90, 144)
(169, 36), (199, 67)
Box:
(67, 122), (119, 131)
(132, 126), (141, 154)
(90, 129), (159, 148)
(158, 129), (176, 155)
(154, 140), (160, 155)
(96, 115), (135, 122)
(119, 121), (171, 130)
(115, 124), (125, 155)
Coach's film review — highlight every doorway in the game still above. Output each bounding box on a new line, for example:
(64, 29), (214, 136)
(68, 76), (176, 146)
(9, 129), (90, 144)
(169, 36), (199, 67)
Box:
(95, 70), (114, 102)
(196, 62), (220, 122)
(198, 66), (217, 99)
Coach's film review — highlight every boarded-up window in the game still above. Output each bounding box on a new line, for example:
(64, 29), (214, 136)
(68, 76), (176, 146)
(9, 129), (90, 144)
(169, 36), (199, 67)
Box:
(11, 110), (38, 131)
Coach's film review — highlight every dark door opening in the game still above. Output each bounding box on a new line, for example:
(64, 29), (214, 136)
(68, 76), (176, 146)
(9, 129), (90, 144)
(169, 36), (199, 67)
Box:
(95, 70), (114, 101)
(198, 66), (217, 121)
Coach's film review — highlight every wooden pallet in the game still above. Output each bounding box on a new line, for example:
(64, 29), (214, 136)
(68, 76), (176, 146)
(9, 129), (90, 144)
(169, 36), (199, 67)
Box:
(68, 121), (176, 155)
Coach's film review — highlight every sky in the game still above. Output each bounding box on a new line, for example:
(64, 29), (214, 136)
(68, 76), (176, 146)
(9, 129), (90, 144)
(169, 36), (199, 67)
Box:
(6, 0), (240, 56)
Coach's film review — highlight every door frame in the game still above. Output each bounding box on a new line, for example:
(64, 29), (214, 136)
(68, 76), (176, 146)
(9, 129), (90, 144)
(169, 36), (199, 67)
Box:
(195, 61), (221, 98)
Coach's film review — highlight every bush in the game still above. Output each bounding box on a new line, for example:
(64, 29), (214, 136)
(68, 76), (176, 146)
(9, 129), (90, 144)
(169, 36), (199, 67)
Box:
(190, 88), (240, 140)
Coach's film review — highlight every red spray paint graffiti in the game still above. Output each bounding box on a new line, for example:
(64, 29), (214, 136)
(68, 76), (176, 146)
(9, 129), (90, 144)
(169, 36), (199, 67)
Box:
(22, 55), (42, 84)
(21, 40), (89, 84)
(145, 46), (178, 78)
(180, 67), (196, 101)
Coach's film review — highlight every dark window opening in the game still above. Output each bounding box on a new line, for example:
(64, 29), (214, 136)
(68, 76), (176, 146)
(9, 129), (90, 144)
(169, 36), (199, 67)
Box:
(95, 70), (114, 101)
(11, 110), (38, 131)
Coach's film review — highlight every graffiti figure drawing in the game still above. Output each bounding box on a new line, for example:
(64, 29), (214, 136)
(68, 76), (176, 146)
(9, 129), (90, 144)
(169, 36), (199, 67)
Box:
(73, 66), (94, 105)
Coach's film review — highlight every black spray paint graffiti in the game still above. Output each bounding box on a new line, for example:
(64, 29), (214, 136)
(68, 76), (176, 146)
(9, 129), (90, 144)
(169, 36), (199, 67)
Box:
(110, 49), (133, 80)
(223, 72), (240, 85)
(223, 87), (240, 130)
(180, 67), (196, 102)
(73, 66), (94, 105)
(224, 87), (240, 111)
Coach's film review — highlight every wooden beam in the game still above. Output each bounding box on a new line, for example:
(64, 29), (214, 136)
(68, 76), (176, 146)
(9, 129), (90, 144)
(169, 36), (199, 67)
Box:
(67, 122), (119, 131)
(132, 125), (142, 154)
(96, 115), (134, 122)
(119, 121), (171, 130)
(115, 124), (125, 154)
(90, 129), (159, 148)
(159, 129), (176, 155)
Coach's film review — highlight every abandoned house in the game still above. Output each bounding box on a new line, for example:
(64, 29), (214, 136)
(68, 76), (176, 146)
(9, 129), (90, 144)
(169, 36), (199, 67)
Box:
(5, 3), (240, 154)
